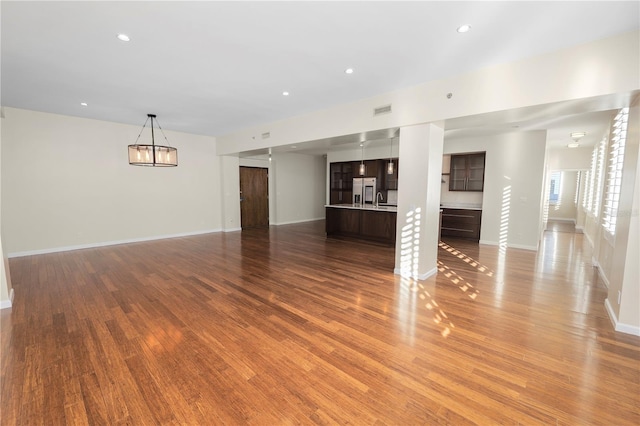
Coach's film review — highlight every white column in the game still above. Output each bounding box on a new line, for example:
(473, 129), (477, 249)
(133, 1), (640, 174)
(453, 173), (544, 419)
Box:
(608, 100), (640, 335)
(0, 114), (13, 308)
(220, 155), (241, 232)
(394, 123), (444, 279)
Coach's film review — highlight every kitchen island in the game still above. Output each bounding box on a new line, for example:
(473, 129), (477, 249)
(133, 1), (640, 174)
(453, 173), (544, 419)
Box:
(325, 204), (397, 245)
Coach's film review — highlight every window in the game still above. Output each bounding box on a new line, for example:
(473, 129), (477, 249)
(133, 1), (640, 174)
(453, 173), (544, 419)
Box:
(592, 136), (607, 216)
(574, 171), (581, 205)
(583, 148), (596, 213)
(549, 171), (561, 203)
(583, 135), (607, 217)
(603, 108), (629, 236)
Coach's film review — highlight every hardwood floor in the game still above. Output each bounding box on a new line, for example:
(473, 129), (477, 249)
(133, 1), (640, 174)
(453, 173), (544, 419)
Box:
(1, 220), (639, 425)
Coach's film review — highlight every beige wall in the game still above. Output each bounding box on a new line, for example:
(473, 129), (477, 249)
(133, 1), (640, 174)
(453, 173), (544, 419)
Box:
(1, 108), (221, 255)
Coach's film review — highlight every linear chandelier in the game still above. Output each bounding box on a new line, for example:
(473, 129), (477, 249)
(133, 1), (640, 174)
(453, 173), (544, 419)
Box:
(128, 114), (178, 167)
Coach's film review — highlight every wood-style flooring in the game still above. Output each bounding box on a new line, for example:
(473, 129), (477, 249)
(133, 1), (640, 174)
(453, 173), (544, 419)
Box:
(1, 220), (639, 425)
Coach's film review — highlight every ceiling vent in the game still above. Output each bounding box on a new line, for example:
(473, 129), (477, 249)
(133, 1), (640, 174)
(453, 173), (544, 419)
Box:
(261, 132), (270, 139)
(373, 104), (392, 116)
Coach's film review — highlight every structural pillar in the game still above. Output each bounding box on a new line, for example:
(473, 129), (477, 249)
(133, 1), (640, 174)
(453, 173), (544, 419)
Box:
(394, 122), (444, 279)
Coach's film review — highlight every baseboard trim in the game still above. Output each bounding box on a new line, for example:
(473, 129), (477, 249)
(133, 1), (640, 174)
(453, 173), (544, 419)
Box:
(0, 288), (14, 310)
(223, 227), (242, 233)
(8, 229), (223, 258)
(274, 217), (325, 226)
(595, 263), (610, 288)
(479, 240), (538, 251)
(605, 298), (640, 336)
(548, 218), (577, 224)
(393, 266), (437, 281)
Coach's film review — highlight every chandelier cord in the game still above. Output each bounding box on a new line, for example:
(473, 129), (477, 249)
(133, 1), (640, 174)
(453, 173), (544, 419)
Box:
(133, 116), (151, 145)
(153, 118), (173, 148)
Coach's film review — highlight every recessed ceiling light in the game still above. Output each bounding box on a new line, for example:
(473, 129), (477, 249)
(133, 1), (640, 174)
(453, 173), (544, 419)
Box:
(291, 145), (297, 149)
(567, 143), (580, 148)
(345, 68), (354, 74)
(570, 131), (587, 139)
(117, 34), (130, 42)
(282, 91), (289, 96)
(457, 24), (471, 33)
(80, 102), (88, 107)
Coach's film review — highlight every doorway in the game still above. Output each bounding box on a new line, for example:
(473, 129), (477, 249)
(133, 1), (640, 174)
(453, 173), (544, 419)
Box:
(239, 166), (269, 229)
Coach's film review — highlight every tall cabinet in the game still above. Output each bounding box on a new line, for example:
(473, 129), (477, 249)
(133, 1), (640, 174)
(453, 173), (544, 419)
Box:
(330, 162), (353, 204)
(449, 153), (485, 192)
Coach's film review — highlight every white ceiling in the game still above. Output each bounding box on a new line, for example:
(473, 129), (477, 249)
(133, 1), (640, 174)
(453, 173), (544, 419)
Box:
(2, 1), (639, 155)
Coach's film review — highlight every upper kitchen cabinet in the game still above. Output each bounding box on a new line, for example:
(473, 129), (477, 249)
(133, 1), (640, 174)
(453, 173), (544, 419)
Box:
(384, 158), (399, 190)
(449, 152), (486, 191)
(356, 160), (378, 179)
(330, 162), (353, 204)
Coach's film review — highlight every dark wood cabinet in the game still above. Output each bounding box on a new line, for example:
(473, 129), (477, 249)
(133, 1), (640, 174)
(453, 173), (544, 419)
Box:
(384, 158), (399, 190)
(329, 162), (353, 204)
(361, 209), (396, 242)
(330, 159), (399, 204)
(449, 153), (485, 191)
(440, 208), (482, 240)
(326, 207), (396, 245)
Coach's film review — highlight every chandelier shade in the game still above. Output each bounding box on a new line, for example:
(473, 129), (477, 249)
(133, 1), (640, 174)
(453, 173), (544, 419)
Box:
(128, 114), (178, 167)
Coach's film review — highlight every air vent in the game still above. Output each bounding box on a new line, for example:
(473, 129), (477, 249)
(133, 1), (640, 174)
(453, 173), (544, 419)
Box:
(373, 104), (392, 116)
(261, 132), (270, 139)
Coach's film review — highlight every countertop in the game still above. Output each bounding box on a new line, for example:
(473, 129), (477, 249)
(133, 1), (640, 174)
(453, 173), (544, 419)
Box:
(325, 203), (398, 212)
(440, 203), (483, 211)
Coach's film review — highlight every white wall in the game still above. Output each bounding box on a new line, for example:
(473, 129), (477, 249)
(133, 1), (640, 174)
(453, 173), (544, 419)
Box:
(240, 154), (326, 226)
(1, 108), (221, 255)
(394, 123), (444, 279)
(548, 171), (578, 222)
(547, 147), (592, 170)
(547, 148), (591, 231)
(444, 131), (548, 250)
(220, 155), (241, 232)
(605, 100), (640, 334)
(271, 153), (326, 225)
(580, 101), (640, 335)
(0, 113), (14, 308)
(439, 154), (484, 206)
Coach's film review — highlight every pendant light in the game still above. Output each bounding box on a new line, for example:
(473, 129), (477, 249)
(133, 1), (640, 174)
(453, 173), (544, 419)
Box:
(359, 143), (366, 176)
(128, 114), (178, 167)
(387, 136), (395, 174)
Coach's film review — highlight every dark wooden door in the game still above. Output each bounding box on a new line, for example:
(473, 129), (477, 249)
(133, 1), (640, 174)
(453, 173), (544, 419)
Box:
(239, 166), (269, 229)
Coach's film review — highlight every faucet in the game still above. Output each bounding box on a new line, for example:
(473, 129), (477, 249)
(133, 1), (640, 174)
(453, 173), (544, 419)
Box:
(375, 192), (384, 207)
